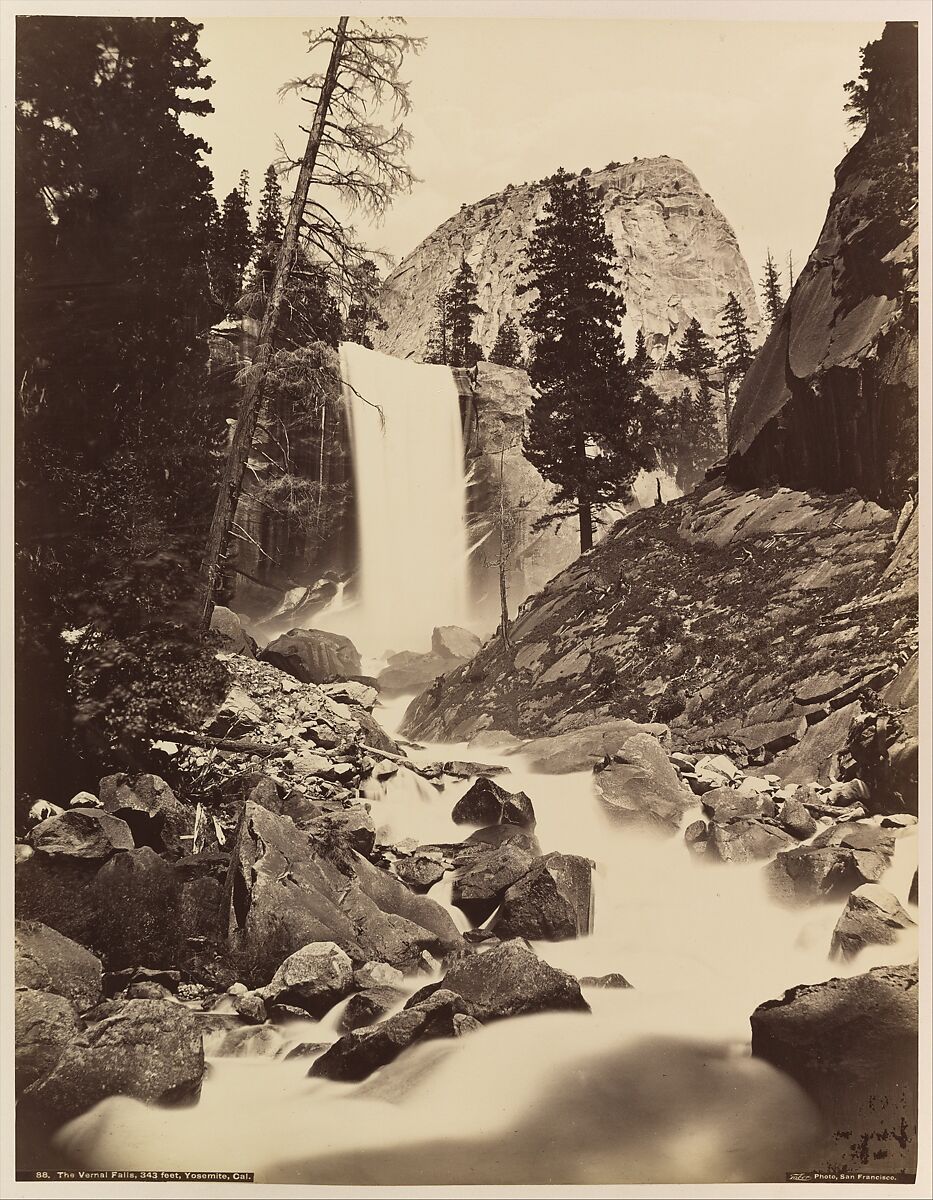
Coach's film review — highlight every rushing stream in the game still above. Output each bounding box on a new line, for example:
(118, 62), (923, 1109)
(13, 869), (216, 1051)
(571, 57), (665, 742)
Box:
(56, 690), (918, 1184)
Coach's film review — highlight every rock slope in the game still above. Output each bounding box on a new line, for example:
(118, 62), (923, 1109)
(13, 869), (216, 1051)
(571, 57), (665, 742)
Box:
(374, 158), (760, 362)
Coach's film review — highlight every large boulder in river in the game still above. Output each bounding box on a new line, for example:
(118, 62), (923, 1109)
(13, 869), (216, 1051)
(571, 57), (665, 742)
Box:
(260, 942), (354, 1017)
(410, 940), (589, 1021)
(491, 854), (593, 940)
(519, 721), (670, 774)
(260, 628), (362, 684)
(98, 773), (191, 859)
(15, 920), (102, 1011)
(594, 733), (694, 831)
(750, 963), (918, 1173)
(450, 842), (537, 921)
(451, 776), (535, 828)
(21, 998), (204, 1126)
(28, 809), (134, 861)
(706, 819), (797, 864)
(830, 884), (915, 962)
(310, 989), (475, 1082)
(765, 845), (889, 906)
(15, 989), (80, 1093)
(432, 625), (482, 660)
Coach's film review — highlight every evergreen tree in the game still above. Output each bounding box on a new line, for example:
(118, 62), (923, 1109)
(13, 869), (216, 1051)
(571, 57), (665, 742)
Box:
(344, 259), (386, 349)
(667, 380), (723, 492)
(212, 180), (253, 311)
(255, 163), (285, 246)
(445, 258), (483, 367)
(424, 290), (450, 364)
(760, 250), (784, 327)
(519, 169), (658, 551)
(673, 317), (717, 382)
(489, 316), (522, 367)
(717, 291), (755, 414)
(630, 328), (651, 382)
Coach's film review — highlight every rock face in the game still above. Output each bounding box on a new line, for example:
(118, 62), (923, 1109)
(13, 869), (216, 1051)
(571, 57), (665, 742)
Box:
(751, 963), (918, 1173)
(403, 482), (916, 748)
(260, 628), (362, 684)
(15, 990), (80, 1093)
(728, 24), (917, 509)
(375, 158), (758, 364)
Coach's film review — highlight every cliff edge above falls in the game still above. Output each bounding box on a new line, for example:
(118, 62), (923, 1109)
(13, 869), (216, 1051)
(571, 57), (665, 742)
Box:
(375, 157), (759, 362)
(727, 27), (917, 509)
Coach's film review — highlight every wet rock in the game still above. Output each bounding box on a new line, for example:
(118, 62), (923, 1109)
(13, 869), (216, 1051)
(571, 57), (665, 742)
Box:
(395, 854), (446, 893)
(450, 843), (537, 920)
(519, 721), (670, 774)
(702, 787), (774, 824)
(467, 729), (524, 753)
(750, 964), (918, 1172)
(683, 820), (709, 853)
(379, 651), (467, 693)
(209, 606), (256, 656)
(261, 942), (354, 1018)
(706, 819), (797, 863)
(432, 626), (482, 660)
(830, 884), (915, 961)
(214, 1025), (286, 1058)
(124, 981), (175, 1001)
(770, 702), (861, 784)
(29, 809), (134, 861)
(351, 706), (404, 756)
(443, 760), (510, 779)
(310, 989), (474, 1082)
(21, 998), (204, 1125)
(415, 940), (589, 1021)
(765, 846), (889, 906)
(353, 961), (405, 990)
(260, 628), (362, 684)
(491, 853), (593, 941)
(15, 920), (102, 1011)
(339, 986), (406, 1032)
(287, 800), (376, 858)
(451, 776), (535, 828)
(810, 821), (895, 854)
(15, 989), (80, 1093)
(594, 734), (695, 832)
(579, 973), (633, 989)
(463, 825), (541, 857)
(232, 991), (268, 1024)
(103, 967), (182, 998)
(778, 798), (818, 839)
(98, 773), (191, 859)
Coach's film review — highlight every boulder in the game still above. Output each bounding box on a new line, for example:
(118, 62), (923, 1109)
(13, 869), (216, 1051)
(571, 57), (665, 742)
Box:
(209, 685), (263, 736)
(286, 799), (376, 858)
(706, 819), (797, 864)
(320, 680), (379, 710)
(770, 702), (861, 784)
(702, 787), (774, 824)
(830, 884), (915, 961)
(21, 998), (204, 1125)
(309, 989), (474, 1082)
(15, 920), (102, 1011)
(261, 942), (354, 1017)
(463, 825), (541, 856)
(593, 734), (694, 832)
(432, 626), (482, 660)
(413, 940), (589, 1022)
(378, 651), (465, 693)
(395, 855), (446, 893)
(339, 986), (406, 1032)
(443, 760), (510, 779)
(450, 843), (537, 920)
(750, 964), (918, 1173)
(810, 821), (896, 854)
(98, 774), (191, 859)
(683, 819), (708, 853)
(209, 605), (256, 656)
(491, 854), (593, 940)
(29, 809), (134, 861)
(353, 961), (405, 990)
(579, 973), (633, 989)
(519, 721), (670, 774)
(765, 845), (889, 906)
(451, 777), (535, 828)
(778, 797), (818, 839)
(260, 628), (362, 684)
(15, 989), (80, 1093)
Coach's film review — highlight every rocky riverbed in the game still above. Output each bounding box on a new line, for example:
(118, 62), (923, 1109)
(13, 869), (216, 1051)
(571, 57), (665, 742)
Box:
(14, 605), (920, 1182)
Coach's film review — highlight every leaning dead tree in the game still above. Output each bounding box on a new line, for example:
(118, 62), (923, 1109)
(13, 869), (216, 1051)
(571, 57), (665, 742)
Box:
(197, 17), (422, 628)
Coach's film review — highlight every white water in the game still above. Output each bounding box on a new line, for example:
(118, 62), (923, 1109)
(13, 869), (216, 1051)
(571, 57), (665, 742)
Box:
(57, 691), (918, 1184)
(317, 343), (470, 655)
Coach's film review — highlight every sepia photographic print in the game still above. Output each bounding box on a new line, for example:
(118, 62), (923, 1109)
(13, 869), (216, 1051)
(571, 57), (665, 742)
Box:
(2, 0), (929, 1195)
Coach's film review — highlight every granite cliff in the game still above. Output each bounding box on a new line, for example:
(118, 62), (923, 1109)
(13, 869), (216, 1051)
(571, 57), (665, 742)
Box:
(374, 157), (760, 362)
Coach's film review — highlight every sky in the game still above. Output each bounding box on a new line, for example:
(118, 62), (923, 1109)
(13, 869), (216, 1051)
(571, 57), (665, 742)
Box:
(190, 8), (885, 309)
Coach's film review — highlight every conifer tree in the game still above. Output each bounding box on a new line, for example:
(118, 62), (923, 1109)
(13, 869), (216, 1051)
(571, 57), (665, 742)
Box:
(424, 290), (450, 364)
(760, 250), (784, 327)
(255, 163), (285, 246)
(445, 258), (483, 367)
(669, 379), (723, 491)
(717, 291), (755, 417)
(673, 317), (716, 382)
(519, 169), (658, 551)
(212, 180), (254, 311)
(630, 327), (651, 382)
(489, 315), (522, 367)
(344, 259), (386, 349)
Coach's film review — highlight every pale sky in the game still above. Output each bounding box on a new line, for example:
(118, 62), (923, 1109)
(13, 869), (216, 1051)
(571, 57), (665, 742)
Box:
(190, 8), (887, 309)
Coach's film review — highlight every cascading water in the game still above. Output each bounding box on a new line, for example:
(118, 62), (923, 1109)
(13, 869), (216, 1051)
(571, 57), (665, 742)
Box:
(318, 343), (470, 655)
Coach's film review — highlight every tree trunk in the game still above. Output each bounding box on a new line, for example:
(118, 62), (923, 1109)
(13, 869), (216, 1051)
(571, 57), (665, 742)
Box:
(498, 557), (511, 651)
(196, 16), (349, 630)
(578, 498), (593, 552)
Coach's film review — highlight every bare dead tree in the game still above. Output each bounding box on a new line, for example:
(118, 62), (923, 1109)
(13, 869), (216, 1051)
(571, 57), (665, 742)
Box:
(196, 17), (422, 628)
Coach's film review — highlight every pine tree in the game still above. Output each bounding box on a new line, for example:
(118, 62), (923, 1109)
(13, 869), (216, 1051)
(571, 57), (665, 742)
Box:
(255, 164), (285, 246)
(445, 258), (483, 367)
(489, 316), (522, 367)
(344, 259), (386, 349)
(424, 290), (450, 364)
(760, 250), (784, 328)
(667, 379), (723, 492)
(212, 181), (253, 311)
(519, 169), (658, 551)
(630, 328), (651, 382)
(718, 291), (755, 416)
(673, 317), (717, 382)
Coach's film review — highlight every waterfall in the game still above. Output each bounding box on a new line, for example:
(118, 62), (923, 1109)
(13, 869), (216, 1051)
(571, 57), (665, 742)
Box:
(332, 342), (470, 655)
